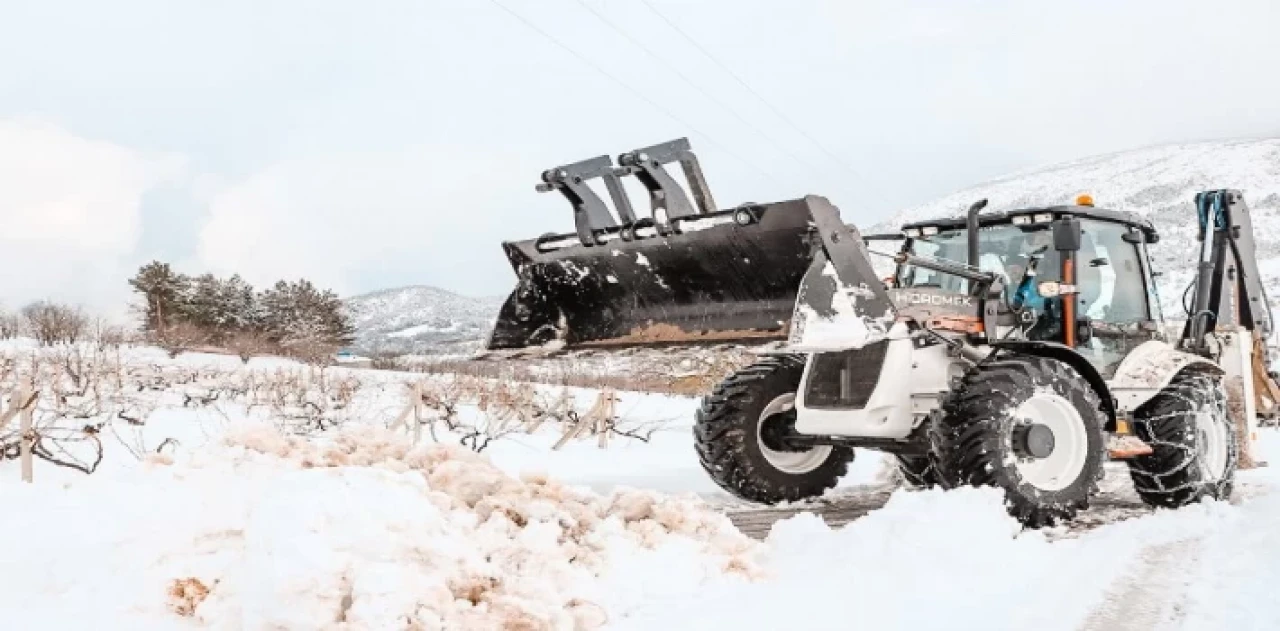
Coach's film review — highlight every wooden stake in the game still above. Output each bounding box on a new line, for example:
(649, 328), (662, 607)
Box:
(20, 402), (33, 483)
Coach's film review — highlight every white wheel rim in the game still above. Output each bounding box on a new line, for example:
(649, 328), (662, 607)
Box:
(1012, 392), (1088, 492)
(1195, 410), (1230, 481)
(757, 393), (832, 474)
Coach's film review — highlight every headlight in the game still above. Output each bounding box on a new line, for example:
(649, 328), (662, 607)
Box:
(903, 228), (922, 238)
(1011, 215), (1032, 226)
(1033, 212), (1054, 223)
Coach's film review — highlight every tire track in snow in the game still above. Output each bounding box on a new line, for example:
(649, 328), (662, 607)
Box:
(1079, 537), (1202, 631)
(723, 485), (1150, 540)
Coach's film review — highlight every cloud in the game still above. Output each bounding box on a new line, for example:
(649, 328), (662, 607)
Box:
(195, 146), (551, 299)
(0, 118), (185, 318)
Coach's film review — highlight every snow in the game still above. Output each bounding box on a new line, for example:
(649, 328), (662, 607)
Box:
(386, 322), (461, 338)
(785, 261), (892, 352)
(622, 462), (1280, 631)
(0, 427), (757, 630)
(343, 285), (499, 355)
(7, 340), (1280, 628)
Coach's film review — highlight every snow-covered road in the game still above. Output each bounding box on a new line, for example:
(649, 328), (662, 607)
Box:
(629, 435), (1280, 631)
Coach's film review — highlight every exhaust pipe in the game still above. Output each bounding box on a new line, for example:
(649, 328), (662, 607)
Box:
(966, 198), (989, 268)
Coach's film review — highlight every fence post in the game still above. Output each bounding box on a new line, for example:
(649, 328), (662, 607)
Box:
(392, 382), (425, 444)
(2, 387), (38, 483)
(596, 391), (616, 449)
(20, 399), (34, 483)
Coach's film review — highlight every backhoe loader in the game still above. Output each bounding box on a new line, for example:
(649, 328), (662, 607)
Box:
(489, 138), (1280, 527)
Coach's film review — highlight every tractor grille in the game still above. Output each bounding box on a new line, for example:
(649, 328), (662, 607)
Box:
(804, 342), (889, 408)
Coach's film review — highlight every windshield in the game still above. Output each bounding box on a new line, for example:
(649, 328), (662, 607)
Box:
(896, 219), (1154, 378)
(899, 224), (1061, 291)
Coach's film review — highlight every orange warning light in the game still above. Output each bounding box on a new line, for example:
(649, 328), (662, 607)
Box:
(1075, 194), (1095, 207)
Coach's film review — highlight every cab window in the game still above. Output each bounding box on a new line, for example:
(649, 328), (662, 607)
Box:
(1076, 219), (1152, 376)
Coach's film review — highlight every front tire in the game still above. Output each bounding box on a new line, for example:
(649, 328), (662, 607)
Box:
(694, 355), (854, 504)
(1127, 370), (1237, 508)
(895, 455), (941, 488)
(931, 356), (1106, 528)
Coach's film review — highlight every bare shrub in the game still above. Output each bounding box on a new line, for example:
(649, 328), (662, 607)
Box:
(154, 321), (210, 358)
(92, 319), (131, 351)
(0, 346), (165, 475)
(0, 311), (21, 340)
(225, 330), (276, 363)
(370, 353), (411, 372)
(21, 301), (89, 346)
(280, 337), (339, 367)
(249, 368), (363, 434)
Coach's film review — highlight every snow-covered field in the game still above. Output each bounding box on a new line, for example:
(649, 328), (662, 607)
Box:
(2, 341), (1279, 629)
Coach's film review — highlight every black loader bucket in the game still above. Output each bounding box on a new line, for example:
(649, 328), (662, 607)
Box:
(486, 138), (818, 351)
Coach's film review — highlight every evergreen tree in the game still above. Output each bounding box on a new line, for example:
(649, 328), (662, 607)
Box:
(127, 261), (190, 333)
(183, 273), (224, 331)
(220, 274), (259, 332)
(127, 263), (351, 361)
(259, 279), (355, 348)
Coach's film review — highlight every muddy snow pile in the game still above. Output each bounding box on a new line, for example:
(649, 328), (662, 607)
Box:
(0, 426), (757, 630)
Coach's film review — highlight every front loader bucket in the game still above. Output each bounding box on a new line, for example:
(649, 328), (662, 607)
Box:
(487, 200), (816, 351)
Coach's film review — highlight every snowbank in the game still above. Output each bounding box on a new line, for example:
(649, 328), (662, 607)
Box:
(0, 426), (757, 630)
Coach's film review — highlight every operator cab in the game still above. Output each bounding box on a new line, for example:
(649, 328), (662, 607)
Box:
(890, 196), (1162, 376)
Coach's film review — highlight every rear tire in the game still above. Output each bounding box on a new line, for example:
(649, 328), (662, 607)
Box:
(930, 356), (1106, 528)
(1127, 370), (1237, 508)
(694, 355), (854, 504)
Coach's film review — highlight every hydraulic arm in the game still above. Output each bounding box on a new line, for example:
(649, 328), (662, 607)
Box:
(1184, 190), (1275, 355)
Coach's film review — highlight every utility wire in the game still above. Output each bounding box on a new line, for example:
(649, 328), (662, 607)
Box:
(485, 0), (783, 186)
(638, 0), (895, 208)
(571, 0), (835, 183)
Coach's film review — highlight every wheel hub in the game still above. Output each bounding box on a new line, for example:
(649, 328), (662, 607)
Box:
(759, 410), (804, 453)
(756, 393), (833, 474)
(1013, 423), (1056, 459)
(1009, 392), (1090, 492)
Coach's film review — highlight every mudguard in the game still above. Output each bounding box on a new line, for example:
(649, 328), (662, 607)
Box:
(989, 340), (1117, 427)
(1109, 340), (1223, 413)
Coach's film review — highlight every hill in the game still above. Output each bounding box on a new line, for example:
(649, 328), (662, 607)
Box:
(343, 285), (502, 356)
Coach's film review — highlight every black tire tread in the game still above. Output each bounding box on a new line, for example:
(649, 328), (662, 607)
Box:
(1127, 370), (1237, 508)
(694, 354), (853, 504)
(929, 355), (1106, 528)
(895, 454), (941, 488)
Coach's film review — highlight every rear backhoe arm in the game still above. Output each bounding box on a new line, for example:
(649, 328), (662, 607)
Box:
(1184, 190), (1275, 355)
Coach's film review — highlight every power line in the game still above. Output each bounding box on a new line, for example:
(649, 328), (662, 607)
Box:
(485, 0), (783, 186)
(570, 0), (835, 182)
(637, 0), (895, 208)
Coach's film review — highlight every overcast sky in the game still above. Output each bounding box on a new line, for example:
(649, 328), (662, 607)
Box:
(3, 0), (1279, 318)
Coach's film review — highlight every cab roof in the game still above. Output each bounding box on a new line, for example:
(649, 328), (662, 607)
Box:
(897, 204), (1158, 242)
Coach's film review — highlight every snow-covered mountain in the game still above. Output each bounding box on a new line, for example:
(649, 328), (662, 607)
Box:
(343, 286), (502, 356)
(875, 137), (1280, 317)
